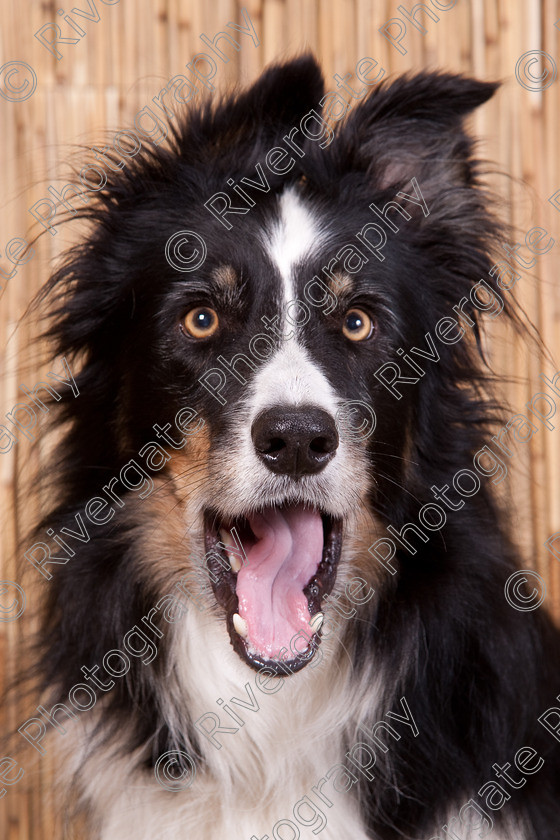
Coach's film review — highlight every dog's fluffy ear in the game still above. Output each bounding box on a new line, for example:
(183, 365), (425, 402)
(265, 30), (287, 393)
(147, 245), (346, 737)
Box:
(234, 53), (325, 126)
(336, 72), (499, 202)
(177, 54), (325, 156)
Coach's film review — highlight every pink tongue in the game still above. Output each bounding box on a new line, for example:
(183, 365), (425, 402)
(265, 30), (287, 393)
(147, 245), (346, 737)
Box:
(236, 506), (324, 660)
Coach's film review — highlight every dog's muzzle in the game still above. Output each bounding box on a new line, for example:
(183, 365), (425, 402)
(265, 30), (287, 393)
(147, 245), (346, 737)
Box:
(204, 406), (343, 674)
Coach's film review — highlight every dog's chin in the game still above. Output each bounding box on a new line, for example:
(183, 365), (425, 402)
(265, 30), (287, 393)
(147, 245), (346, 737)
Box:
(204, 505), (343, 676)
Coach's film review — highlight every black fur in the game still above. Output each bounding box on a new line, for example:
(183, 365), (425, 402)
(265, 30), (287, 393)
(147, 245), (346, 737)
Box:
(27, 55), (560, 838)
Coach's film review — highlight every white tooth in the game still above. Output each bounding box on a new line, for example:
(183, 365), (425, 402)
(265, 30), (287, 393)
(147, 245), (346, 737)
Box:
(310, 612), (324, 633)
(229, 554), (242, 573)
(219, 528), (234, 547)
(219, 530), (242, 573)
(233, 613), (248, 639)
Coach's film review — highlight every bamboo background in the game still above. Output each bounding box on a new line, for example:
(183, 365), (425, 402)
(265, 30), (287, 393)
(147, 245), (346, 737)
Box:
(1, 1), (559, 837)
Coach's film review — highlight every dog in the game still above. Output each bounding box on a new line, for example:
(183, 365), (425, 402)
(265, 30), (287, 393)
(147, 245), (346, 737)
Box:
(26, 55), (560, 839)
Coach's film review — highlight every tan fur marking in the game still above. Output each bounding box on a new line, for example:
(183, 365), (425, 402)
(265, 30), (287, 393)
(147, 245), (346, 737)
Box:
(212, 264), (237, 291)
(328, 271), (354, 297)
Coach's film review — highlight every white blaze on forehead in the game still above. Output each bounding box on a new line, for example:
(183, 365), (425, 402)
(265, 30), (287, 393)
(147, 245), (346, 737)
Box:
(255, 188), (334, 417)
(248, 341), (338, 420)
(263, 187), (324, 308)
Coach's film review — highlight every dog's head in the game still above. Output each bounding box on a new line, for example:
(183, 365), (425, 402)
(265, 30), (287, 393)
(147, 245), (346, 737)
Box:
(42, 56), (508, 676)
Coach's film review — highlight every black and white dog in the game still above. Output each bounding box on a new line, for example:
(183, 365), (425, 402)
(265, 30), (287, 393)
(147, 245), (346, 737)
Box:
(28, 55), (560, 839)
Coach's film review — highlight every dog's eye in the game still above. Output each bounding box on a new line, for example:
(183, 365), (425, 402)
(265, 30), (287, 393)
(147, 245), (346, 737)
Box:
(182, 307), (219, 339)
(342, 308), (374, 342)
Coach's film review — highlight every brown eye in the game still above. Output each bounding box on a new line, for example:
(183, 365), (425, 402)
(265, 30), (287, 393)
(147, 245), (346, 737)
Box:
(342, 308), (374, 342)
(182, 307), (219, 339)
(183, 306), (220, 338)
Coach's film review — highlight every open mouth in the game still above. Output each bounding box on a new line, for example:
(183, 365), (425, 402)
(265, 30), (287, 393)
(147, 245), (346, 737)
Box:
(204, 505), (343, 675)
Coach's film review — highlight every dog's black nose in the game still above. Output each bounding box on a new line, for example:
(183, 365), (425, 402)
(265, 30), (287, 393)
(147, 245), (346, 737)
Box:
(252, 406), (339, 477)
